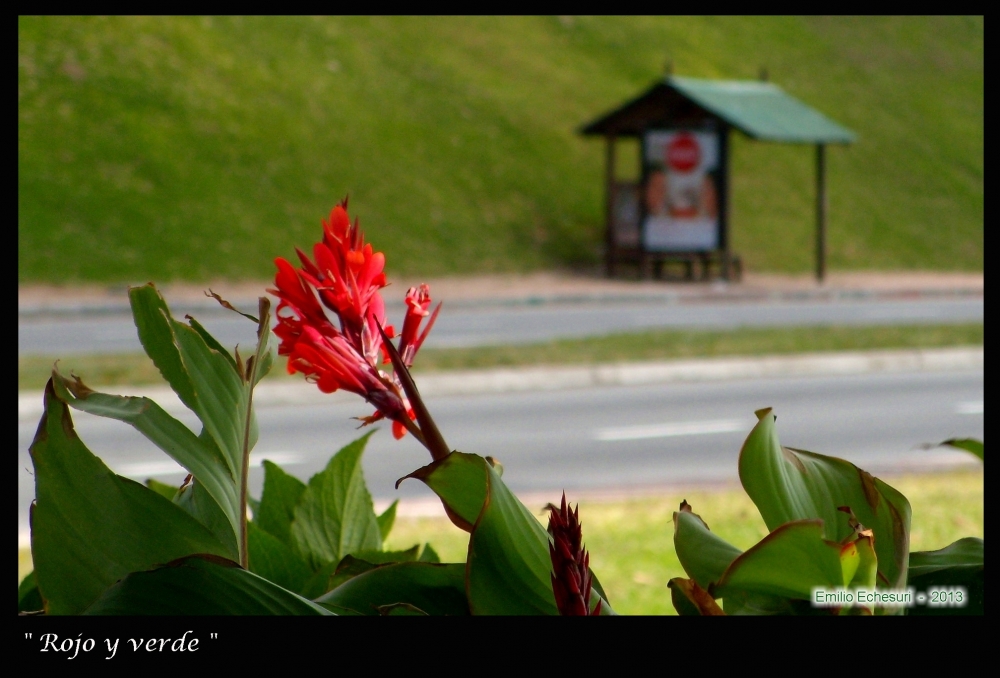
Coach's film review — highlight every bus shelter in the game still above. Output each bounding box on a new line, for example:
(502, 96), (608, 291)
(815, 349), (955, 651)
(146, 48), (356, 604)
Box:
(580, 75), (856, 282)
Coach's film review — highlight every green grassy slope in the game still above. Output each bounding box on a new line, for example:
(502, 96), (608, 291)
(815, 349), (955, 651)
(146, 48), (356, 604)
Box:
(18, 16), (983, 284)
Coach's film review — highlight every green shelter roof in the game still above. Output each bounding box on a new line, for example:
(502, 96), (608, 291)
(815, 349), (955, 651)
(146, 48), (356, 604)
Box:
(581, 76), (856, 144)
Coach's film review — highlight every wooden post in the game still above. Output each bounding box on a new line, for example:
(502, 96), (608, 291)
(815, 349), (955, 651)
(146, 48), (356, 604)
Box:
(718, 124), (732, 280)
(815, 143), (827, 284)
(605, 134), (617, 278)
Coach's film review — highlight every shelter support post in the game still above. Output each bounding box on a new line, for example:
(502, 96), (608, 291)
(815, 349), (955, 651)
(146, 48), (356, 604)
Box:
(815, 143), (827, 284)
(604, 134), (617, 278)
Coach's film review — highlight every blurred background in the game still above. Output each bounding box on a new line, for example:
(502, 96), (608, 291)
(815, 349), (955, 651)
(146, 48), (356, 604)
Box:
(18, 16), (983, 282)
(18, 17), (982, 613)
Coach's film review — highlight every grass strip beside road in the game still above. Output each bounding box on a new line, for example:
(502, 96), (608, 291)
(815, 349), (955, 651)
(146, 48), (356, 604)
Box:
(19, 323), (984, 392)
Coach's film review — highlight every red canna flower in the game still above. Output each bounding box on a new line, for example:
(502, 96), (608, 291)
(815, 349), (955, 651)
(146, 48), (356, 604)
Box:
(546, 492), (602, 616)
(269, 198), (439, 441)
(399, 284), (440, 368)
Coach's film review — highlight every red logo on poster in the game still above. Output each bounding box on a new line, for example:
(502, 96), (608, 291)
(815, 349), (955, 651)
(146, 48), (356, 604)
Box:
(666, 133), (701, 173)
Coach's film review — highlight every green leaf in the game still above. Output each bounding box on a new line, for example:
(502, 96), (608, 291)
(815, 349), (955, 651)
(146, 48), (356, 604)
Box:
(939, 438), (983, 462)
(377, 499), (398, 542)
(299, 547), (424, 599)
(672, 501), (743, 589)
(396, 451), (489, 531)
(175, 475), (239, 560)
(128, 284), (199, 410)
(316, 562), (469, 616)
(18, 572), (44, 614)
(129, 285), (272, 566)
(186, 315), (239, 373)
(668, 578), (726, 616)
(720, 591), (808, 616)
(738, 408), (912, 589)
(847, 534), (878, 591)
(465, 459), (581, 614)
(907, 538), (983, 616)
(419, 544), (441, 563)
(124, 285), (275, 566)
(169, 310), (250, 479)
(247, 521), (314, 594)
(256, 459), (307, 548)
(908, 537), (983, 579)
(51, 372), (241, 555)
(29, 381), (231, 614)
(82, 555), (333, 615)
(301, 555), (379, 600)
(291, 432), (382, 569)
(400, 451), (614, 615)
(711, 520), (848, 601)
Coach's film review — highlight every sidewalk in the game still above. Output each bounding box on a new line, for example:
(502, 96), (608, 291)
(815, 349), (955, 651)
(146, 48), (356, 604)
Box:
(17, 270), (984, 317)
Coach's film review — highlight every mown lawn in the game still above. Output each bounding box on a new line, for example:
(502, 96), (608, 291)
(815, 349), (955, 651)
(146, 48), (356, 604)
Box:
(19, 17), (982, 284)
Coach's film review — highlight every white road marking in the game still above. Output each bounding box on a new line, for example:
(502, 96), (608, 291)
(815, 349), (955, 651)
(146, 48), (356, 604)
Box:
(115, 451), (304, 478)
(594, 419), (747, 442)
(955, 400), (984, 415)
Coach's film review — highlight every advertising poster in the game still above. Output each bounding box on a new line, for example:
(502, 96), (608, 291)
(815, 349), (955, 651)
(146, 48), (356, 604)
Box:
(642, 128), (721, 251)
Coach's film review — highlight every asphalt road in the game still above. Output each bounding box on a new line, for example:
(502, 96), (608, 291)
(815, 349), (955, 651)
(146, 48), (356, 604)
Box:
(18, 367), (983, 544)
(17, 297), (984, 356)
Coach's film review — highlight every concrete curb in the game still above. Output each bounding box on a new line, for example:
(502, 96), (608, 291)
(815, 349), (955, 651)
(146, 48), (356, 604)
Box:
(18, 346), (983, 422)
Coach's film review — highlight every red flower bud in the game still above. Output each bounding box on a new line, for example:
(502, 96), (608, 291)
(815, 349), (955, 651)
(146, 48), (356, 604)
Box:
(546, 492), (601, 616)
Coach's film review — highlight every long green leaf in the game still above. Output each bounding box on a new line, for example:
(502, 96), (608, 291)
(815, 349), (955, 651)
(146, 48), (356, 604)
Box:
(169, 315), (249, 478)
(465, 462), (564, 615)
(907, 537), (983, 616)
(847, 534), (878, 591)
(672, 501), (743, 590)
(175, 476), (239, 559)
(738, 408), (911, 589)
(908, 537), (984, 579)
(129, 284), (198, 410)
(127, 284), (273, 566)
(18, 572), (43, 614)
(668, 578), (726, 615)
(316, 562), (469, 616)
(51, 372), (240, 554)
(939, 438), (983, 462)
(401, 451), (612, 615)
(291, 432), (382, 568)
(720, 591), (809, 616)
(711, 520), (850, 601)
(29, 381), (230, 614)
(83, 555), (332, 615)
